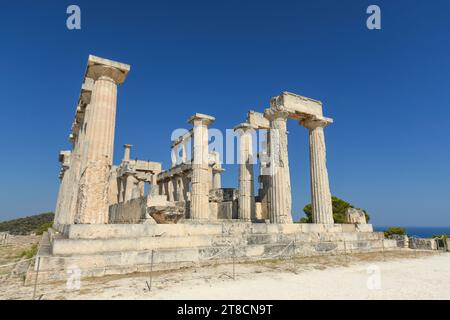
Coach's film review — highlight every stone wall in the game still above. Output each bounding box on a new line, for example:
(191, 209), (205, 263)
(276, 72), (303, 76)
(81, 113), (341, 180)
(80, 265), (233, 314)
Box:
(108, 197), (147, 223)
(409, 237), (437, 250)
(387, 234), (409, 248)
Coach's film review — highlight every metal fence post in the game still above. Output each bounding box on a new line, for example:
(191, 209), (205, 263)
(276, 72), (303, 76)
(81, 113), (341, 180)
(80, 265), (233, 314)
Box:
(344, 240), (348, 263)
(292, 237), (296, 272)
(232, 245), (235, 280)
(146, 249), (154, 292)
(32, 256), (41, 300)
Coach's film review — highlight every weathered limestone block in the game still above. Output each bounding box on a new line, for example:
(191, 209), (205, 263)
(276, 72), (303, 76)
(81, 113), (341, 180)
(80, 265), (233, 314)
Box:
(217, 201), (238, 219)
(345, 208), (367, 224)
(148, 206), (185, 224)
(108, 196), (147, 223)
(147, 195), (169, 207)
(75, 158), (111, 224)
(209, 202), (219, 219)
(409, 237), (437, 250)
(269, 92), (323, 119)
(209, 188), (238, 202)
(387, 234), (409, 248)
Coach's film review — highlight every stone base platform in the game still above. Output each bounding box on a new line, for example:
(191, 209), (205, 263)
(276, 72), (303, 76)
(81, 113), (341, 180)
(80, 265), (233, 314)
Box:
(26, 222), (397, 284)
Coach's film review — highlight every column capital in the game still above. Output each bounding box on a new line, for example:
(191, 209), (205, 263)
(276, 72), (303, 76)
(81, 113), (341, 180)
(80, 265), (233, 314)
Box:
(264, 108), (289, 121)
(123, 144), (132, 162)
(187, 113), (215, 126)
(86, 55), (130, 84)
(212, 166), (225, 173)
(301, 116), (333, 130)
(233, 122), (255, 133)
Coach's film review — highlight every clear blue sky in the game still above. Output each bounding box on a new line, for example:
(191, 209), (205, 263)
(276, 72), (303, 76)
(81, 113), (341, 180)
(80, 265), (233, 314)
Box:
(0, 0), (449, 226)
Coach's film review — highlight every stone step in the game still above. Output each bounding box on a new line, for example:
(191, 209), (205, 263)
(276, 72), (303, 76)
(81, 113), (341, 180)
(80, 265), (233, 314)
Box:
(60, 223), (375, 240)
(51, 229), (385, 256)
(51, 234), (238, 255)
(28, 237), (396, 284)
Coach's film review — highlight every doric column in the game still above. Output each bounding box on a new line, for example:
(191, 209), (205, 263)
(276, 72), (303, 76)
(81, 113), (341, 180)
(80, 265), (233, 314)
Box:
(301, 117), (334, 224)
(54, 151), (71, 227)
(136, 180), (145, 198)
(123, 144), (132, 162)
(182, 175), (190, 201)
(258, 130), (270, 221)
(149, 173), (159, 196)
(181, 141), (188, 163)
(63, 78), (94, 227)
(74, 55), (130, 224)
(174, 176), (183, 201)
(265, 109), (293, 224)
(234, 123), (256, 221)
(124, 174), (137, 202)
(167, 178), (175, 202)
(171, 147), (177, 167)
(188, 113), (215, 220)
(212, 167), (223, 189)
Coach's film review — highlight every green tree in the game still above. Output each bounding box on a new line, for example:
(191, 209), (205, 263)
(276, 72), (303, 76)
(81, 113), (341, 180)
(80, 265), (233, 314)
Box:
(299, 196), (370, 223)
(432, 234), (448, 239)
(0, 212), (54, 235)
(383, 227), (406, 237)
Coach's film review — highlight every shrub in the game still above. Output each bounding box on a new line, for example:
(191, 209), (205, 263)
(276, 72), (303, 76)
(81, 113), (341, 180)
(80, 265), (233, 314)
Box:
(432, 234), (449, 239)
(20, 243), (38, 259)
(34, 221), (53, 235)
(384, 227), (406, 237)
(300, 196), (370, 223)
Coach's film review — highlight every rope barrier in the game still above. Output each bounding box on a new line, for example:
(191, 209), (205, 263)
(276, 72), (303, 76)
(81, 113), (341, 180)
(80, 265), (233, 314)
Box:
(0, 257), (35, 269)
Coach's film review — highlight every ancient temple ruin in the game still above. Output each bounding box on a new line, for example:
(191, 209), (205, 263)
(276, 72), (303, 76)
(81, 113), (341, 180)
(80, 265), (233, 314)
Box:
(29, 55), (397, 283)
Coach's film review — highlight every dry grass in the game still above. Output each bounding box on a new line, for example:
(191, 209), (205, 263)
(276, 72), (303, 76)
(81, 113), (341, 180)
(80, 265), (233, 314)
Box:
(0, 235), (40, 276)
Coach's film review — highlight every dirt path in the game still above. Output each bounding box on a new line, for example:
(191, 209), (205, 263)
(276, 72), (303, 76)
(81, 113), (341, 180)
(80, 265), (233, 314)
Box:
(1, 250), (448, 300)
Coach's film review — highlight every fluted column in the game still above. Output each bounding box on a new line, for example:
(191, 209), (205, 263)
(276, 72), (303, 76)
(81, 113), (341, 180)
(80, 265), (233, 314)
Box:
(301, 117), (334, 224)
(181, 141), (188, 163)
(74, 56), (130, 224)
(150, 173), (159, 196)
(168, 178), (175, 202)
(212, 167), (223, 189)
(171, 147), (177, 167)
(54, 151), (71, 227)
(188, 113), (215, 220)
(258, 131), (270, 221)
(234, 123), (255, 221)
(65, 80), (93, 226)
(265, 110), (292, 224)
(124, 174), (137, 202)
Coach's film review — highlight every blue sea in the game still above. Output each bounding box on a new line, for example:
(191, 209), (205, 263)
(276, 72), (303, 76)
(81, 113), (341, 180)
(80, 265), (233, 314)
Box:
(374, 226), (450, 238)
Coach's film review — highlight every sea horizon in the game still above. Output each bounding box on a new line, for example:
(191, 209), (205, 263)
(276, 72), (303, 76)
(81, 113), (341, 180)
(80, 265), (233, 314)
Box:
(374, 226), (450, 238)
